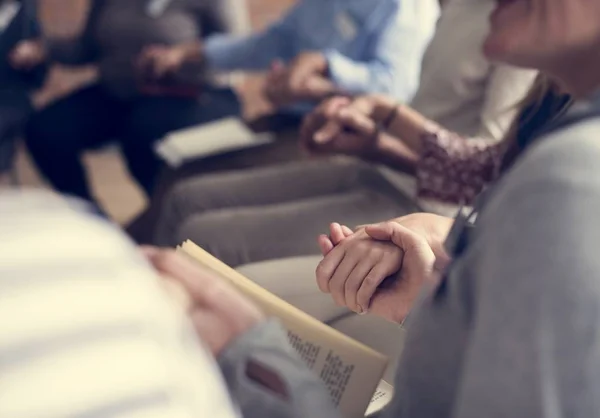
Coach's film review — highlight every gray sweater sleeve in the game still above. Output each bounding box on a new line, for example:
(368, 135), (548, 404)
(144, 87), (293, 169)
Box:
(450, 122), (600, 418)
(218, 319), (341, 418)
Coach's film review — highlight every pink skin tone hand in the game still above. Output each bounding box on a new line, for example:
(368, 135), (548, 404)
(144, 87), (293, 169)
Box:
(318, 223), (355, 255)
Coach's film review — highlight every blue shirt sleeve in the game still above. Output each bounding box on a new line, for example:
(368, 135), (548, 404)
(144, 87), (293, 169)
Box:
(325, 0), (439, 102)
(203, 2), (305, 71)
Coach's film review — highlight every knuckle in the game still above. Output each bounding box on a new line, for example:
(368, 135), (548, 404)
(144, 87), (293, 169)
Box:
(364, 274), (381, 288)
(315, 264), (332, 291)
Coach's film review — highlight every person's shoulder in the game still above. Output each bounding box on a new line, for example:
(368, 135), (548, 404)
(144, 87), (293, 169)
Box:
(484, 118), (600, 219)
(478, 117), (600, 257)
(472, 120), (600, 297)
(513, 119), (600, 185)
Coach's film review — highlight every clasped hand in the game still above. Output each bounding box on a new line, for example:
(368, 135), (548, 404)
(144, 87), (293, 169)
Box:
(143, 248), (265, 356)
(299, 94), (397, 157)
(315, 214), (452, 324)
(9, 40), (46, 71)
(264, 52), (334, 108)
(134, 44), (191, 83)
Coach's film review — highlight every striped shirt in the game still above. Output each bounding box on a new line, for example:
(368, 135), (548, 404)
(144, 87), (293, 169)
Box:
(0, 190), (238, 418)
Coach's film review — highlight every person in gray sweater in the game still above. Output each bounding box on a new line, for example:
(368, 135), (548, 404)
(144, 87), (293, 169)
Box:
(153, 0), (600, 417)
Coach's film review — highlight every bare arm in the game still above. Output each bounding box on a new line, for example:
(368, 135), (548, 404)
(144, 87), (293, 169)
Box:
(36, 0), (101, 65)
(36, 0), (91, 38)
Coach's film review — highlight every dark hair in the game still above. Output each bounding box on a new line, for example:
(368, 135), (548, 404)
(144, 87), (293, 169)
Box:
(500, 75), (572, 171)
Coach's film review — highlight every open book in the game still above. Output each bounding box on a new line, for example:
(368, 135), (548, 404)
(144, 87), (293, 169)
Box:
(177, 241), (394, 418)
(155, 118), (274, 168)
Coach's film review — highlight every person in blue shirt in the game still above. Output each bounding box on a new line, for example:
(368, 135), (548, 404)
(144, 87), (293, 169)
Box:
(177, 0), (440, 115)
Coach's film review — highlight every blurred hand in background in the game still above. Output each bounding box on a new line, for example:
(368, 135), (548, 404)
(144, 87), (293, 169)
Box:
(264, 52), (337, 108)
(143, 247), (265, 356)
(136, 44), (190, 82)
(9, 39), (46, 71)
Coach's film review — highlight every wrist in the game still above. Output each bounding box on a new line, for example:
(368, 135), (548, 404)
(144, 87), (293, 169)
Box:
(179, 41), (203, 63)
(365, 131), (393, 162)
(371, 95), (399, 123)
(392, 214), (454, 270)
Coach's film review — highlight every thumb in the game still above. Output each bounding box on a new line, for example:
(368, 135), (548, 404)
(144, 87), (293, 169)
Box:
(364, 221), (404, 242)
(366, 221), (436, 275)
(318, 234), (334, 255)
(314, 121), (342, 144)
(366, 222), (425, 252)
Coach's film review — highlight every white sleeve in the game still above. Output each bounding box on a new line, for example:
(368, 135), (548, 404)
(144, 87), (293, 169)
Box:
(478, 65), (537, 141)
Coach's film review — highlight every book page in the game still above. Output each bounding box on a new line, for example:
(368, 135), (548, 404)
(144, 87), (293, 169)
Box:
(155, 118), (273, 167)
(178, 241), (389, 418)
(366, 380), (394, 417)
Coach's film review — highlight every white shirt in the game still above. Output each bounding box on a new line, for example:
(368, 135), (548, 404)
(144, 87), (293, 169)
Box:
(0, 190), (239, 418)
(379, 0), (537, 216)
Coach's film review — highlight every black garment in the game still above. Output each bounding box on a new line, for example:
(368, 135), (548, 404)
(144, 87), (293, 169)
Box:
(0, 0), (46, 173)
(25, 83), (240, 201)
(0, 0), (46, 90)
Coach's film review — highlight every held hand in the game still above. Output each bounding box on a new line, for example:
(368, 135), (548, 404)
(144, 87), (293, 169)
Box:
(286, 51), (328, 88)
(9, 40), (46, 71)
(143, 247), (265, 356)
(299, 96), (348, 152)
(316, 227), (405, 317)
(317, 222), (355, 255)
(136, 44), (188, 82)
(264, 53), (332, 108)
(300, 95), (395, 157)
(316, 220), (436, 323)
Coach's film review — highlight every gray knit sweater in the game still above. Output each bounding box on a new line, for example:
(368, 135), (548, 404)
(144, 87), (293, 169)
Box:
(219, 115), (600, 418)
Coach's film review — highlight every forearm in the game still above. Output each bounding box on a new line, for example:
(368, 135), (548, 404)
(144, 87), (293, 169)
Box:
(176, 40), (204, 65)
(203, 30), (291, 72)
(219, 320), (341, 418)
(325, 51), (399, 97)
(37, 0), (98, 65)
(36, 0), (90, 38)
(367, 133), (419, 175)
(372, 100), (442, 155)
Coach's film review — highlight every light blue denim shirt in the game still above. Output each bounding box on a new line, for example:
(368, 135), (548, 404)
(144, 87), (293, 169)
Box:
(204, 0), (440, 107)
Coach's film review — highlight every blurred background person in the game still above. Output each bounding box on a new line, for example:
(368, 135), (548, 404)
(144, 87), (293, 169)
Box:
(153, 0), (537, 267)
(193, 0), (440, 121)
(0, 189), (240, 418)
(0, 0), (47, 179)
(25, 0), (250, 209)
(126, 0), (440, 241)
